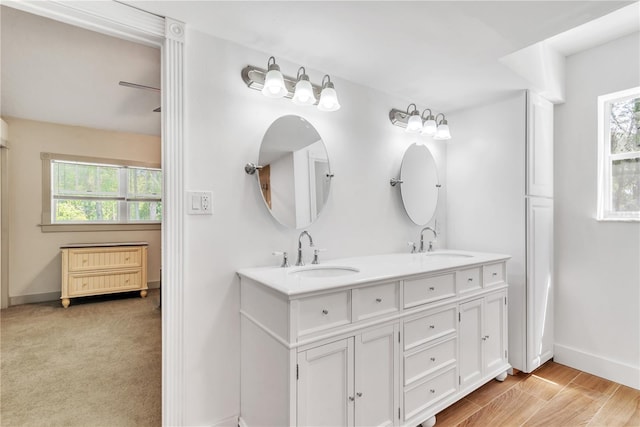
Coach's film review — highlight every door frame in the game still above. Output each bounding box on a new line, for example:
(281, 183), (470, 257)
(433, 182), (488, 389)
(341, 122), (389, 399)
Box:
(2, 2), (186, 425)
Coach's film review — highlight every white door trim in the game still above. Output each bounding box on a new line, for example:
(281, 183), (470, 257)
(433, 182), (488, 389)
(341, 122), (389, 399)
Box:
(2, 2), (186, 425)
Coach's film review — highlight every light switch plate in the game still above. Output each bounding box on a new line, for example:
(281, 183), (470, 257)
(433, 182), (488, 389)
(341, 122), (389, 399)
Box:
(187, 191), (213, 215)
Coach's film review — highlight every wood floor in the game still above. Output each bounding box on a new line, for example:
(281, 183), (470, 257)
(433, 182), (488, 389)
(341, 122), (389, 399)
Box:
(434, 361), (640, 426)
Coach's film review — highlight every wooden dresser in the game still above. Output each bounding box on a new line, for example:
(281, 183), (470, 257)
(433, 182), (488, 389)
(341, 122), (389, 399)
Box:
(60, 242), (148, 308)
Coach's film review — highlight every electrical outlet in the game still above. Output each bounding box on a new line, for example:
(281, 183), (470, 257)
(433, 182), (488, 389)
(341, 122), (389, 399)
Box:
(187, 191), (213, 215)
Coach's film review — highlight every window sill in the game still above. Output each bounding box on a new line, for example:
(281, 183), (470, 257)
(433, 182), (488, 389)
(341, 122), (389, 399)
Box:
(596, 217), (640, 223)
(40, 223), (161, 232)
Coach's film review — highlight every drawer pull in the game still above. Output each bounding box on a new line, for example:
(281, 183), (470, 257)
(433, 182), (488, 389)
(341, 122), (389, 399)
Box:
(430, 357), (436, 362)
(482, 335), (490, 341)
(492, 272), (498, 276)
(428, 287), (435, 291)
(429, 324), (435, 329)
(467, 278), (473, 282)
(430, 389), (436, 394)
(376, 298), (383, 303)
(321, 309), (329, 315)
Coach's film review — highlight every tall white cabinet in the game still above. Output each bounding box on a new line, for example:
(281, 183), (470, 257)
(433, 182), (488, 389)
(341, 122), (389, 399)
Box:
(447, 90), (554, 373)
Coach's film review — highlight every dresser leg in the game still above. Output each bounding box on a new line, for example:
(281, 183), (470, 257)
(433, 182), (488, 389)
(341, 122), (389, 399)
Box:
(495, 371), (508, 382)
(421, 415), (436, 427)
(140, 290), (148, 298)
(61, 298), (70, 308)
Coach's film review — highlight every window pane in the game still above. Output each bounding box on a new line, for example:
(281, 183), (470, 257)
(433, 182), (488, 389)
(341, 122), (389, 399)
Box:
(128, 201), (162, 221)
(53, 162), (119, 196)
(611, 157), (640, 212)
(128, 167), (162, 199)
(54, 199), (119, 222)
(610, 97), (640, 154)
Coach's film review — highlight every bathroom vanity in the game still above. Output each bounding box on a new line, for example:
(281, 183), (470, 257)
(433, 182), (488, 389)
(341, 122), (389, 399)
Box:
(238, 250), (511, 427)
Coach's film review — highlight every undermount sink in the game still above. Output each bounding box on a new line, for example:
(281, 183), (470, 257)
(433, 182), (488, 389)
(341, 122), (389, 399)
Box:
(422, 252), (473, 259)
(288, 266), (360, 278)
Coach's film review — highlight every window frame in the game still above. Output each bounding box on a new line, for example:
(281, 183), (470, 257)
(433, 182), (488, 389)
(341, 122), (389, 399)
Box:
(596, 87), (640, 222)
(41, 152), (162, 232)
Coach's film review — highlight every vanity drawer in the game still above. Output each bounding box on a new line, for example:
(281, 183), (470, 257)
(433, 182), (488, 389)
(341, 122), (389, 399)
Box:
(483, 262), (505, 287)
(353, 281), (399, 321)
(296, 291), (351, 336)
(404, 366), (457, 421)
(404, 273), (455, 309)
(404, 306), (457, 350)
(456, 267), (482, 293)
(404, 337), (456, 386)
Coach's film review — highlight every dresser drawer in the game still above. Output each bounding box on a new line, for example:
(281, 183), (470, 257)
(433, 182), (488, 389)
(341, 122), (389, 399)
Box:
(483, 262), (505, 287)
(404, 273), (455, 309)
(353, 282), (399, 321)
(404, 366), (457, 421)
(68, 271), (143, 296)
(404, 306), (457, 350)
(457, 267), (481, 293)
(68, 247), (142, 272)
(404, 337), (456, 386)
(297, 291), (351, 336)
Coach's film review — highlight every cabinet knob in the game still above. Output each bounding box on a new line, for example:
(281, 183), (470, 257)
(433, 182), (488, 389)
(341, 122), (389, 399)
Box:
(492, 272), (498, 276)
(428, 287), (435, 291)
(356, 392), (363, 397)
(429, 324), (435, 329)
(348, 396), (355, 402)
(321, 309), (329, 315)
(467, 278), (473, 282)
(375, 298), (383, 303)
(430, 389), (436, 394)
(430, 357), (436, 362)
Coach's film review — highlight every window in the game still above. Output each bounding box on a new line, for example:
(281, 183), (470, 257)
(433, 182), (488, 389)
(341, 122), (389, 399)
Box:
(42, 153), (162, 231)
(597, 87), (640, 221)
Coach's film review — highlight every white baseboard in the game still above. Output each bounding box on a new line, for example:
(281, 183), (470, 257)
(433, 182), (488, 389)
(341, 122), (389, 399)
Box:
(554, 343), (640, 390)
(8, 281), (161, 307)
(214, 415), (239, 427)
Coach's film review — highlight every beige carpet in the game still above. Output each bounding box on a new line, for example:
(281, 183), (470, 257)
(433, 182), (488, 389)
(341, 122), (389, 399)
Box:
(0, 290), (161, 427)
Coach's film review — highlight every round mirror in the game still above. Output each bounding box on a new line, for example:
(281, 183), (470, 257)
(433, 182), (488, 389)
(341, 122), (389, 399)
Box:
(257, 115), (331, 229)
(399, 143), (439, 225)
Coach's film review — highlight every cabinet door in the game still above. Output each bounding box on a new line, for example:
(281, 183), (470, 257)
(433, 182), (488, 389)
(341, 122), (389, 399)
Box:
(484, 291), (507, 373)
(298, 338), (354, 427)
(355, 324), (399, 427)
(527, 91), (554, 197)
(526, 197), (554, 372)
(459, 299), (483, 387)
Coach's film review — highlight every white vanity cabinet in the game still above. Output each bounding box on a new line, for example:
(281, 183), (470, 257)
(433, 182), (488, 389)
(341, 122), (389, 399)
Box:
(459, 290), (508, 389)
(298, 323), (400, 427)
(239, 252), (511, 427)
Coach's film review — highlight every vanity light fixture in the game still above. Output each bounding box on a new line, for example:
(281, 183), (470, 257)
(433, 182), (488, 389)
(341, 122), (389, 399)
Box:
(388, 105), (451, 139)
(292, 67), (317, 105)
(261, 56), (287, 98)
(241, 59), (340, 112)
(317, 75), (341, 112)
(420, 109), (438, 136)
(434, 113), (452, 140)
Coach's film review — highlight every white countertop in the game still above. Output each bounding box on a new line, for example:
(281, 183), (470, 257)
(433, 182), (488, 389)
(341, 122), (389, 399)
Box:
(237, 249), (511, 297)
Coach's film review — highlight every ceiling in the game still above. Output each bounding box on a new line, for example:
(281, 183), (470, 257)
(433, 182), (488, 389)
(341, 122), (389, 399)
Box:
(1, 2), (636, 137)
(0, 6), (161, 136)
(127, 0), (635, 113)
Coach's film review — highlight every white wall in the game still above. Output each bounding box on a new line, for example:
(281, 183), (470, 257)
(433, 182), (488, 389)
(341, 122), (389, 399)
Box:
(554, 32), (640, 388)
(4, 117), (161, 301)
(183, 29), (448, 425)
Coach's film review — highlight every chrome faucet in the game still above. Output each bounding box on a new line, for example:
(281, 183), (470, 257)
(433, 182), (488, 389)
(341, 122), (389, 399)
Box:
(419, 226), (438, 252)
(296, 231), (314, 266)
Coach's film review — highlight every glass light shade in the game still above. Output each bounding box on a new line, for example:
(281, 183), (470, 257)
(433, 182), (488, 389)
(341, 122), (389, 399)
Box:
(318, 87), (340, 112)
(421, 119), (437, 136)
(292, 79), (316, 105)
(262, 69), (287, 98)
(434, 124), (451, 140)
(406, 114), (423, 133)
